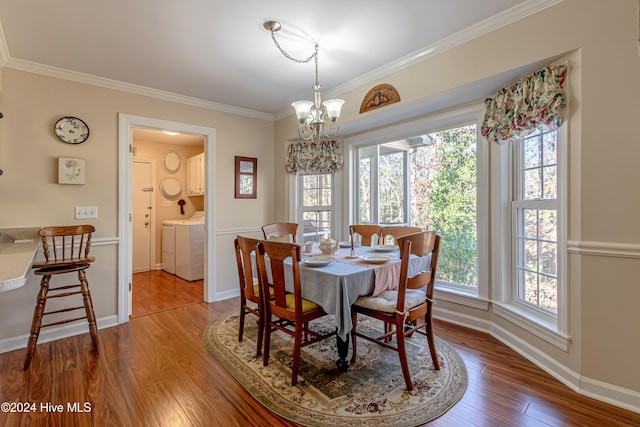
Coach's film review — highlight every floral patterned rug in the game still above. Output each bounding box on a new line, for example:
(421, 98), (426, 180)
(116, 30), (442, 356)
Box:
(203, 311), (467, 427)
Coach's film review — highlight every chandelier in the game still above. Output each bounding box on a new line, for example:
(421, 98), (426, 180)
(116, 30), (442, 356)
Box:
(264, 20), (345, 142)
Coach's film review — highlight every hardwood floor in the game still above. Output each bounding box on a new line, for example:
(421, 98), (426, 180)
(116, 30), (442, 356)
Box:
(132, 270), (203, 317)
(1, 299), (638, 426)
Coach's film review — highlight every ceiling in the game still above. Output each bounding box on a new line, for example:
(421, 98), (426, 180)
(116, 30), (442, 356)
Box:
(0, 0), (555, 120)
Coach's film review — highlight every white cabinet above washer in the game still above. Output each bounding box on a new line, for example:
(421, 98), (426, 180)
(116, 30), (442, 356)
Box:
(187, 152), (205, 196)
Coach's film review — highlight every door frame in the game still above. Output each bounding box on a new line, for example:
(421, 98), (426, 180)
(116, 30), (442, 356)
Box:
(118, 113), (217, 323)
(132, 158), (157, 272)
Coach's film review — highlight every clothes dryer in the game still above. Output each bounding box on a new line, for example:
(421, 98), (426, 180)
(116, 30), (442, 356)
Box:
(162, 211), (205, 280)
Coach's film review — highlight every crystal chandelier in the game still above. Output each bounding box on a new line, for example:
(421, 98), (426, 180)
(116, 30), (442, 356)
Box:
(264, 20), (345, 142)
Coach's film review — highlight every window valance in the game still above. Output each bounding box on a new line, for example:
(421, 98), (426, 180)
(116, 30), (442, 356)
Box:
(285, 140), (343, 175)
(481, 65), (567, 144)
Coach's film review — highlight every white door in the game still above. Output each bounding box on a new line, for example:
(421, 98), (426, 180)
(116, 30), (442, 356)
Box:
(133, 160), (154, 272)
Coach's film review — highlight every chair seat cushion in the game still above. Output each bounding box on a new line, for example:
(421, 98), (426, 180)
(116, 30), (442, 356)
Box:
(285, 294), (319, 312)
(353, 289), (426, 313)
(251, 284), (274, 297)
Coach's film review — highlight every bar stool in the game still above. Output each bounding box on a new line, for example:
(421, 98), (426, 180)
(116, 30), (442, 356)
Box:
(24, 225), (99, 369)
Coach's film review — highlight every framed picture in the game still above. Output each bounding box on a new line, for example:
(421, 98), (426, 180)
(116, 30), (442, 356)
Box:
(235, 156), (257, 198)
(58, 157), (86, 184)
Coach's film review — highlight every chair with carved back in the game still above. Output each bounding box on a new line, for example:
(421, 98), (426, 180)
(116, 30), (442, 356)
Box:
(350, 230), (441, 391)
(261, 222), (298, 243)
(380, 226), (422, 245)
(24, 225), (98, 369)
(234, 236), (272, 358)
(255, 239), (336, 386)
(349, 224), (382, 246)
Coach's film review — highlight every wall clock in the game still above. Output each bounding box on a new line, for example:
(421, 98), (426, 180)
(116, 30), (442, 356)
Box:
(54, 116), (90, 144)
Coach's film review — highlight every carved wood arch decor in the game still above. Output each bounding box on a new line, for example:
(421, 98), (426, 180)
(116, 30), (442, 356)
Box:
(359, 84), (401, 113)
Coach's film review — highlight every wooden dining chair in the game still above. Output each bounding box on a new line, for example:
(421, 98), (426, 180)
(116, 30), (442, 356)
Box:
(261, 222), (298, 243)
(349, 224), (382, 246)
(380, 226), (422, 245)
(255, 240), (336, 386)
(234, 236), (272, 358)
(24, 225), (99, 369)
(350, 230), (441, 391)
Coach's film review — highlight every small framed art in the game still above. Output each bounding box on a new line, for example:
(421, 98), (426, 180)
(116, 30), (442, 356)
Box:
(58, 157), (86, 184)
(235, 156), (257, 199)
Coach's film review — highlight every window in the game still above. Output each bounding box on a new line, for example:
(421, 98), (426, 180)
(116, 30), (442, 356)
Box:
(357, 145), (407, 225)
(299, 174), (334, 241)
(356, 124), (478, 288)
(512, 128), (559, 316)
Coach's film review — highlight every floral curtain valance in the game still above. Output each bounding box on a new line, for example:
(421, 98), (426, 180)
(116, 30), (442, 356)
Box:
(285, 140), (343, 175)
(481, 65), (567, 144)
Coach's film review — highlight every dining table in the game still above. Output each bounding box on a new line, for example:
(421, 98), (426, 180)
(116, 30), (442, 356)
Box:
(278, 241), (432, 370)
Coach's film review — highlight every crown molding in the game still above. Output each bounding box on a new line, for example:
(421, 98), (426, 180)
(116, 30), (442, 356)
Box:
(274, 0), (563, 120)
(0, 31), (273, 122)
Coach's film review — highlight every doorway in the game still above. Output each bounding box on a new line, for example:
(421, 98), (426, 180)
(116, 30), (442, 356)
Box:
(118, 114), (217, 323)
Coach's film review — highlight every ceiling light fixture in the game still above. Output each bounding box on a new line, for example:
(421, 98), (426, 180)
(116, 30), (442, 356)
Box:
(162, 131), (180, 136)
(264, 20), (345, 142)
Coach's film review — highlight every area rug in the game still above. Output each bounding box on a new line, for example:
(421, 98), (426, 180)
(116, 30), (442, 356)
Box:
(203, 311), (467, 427)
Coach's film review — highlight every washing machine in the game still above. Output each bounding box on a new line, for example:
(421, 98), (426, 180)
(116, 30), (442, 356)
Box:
(161, 221), (176, 274)
(162, 211), (205, 280)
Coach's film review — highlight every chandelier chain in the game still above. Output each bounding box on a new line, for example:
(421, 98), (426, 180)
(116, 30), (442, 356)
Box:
(269, 31), (317, 65)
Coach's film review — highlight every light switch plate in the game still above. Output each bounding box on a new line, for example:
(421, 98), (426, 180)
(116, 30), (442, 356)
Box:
(75, 206), (98, 219)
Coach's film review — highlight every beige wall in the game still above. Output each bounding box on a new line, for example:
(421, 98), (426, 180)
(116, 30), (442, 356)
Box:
(277, 0), (640, 396)
(0, 68), (274, 341)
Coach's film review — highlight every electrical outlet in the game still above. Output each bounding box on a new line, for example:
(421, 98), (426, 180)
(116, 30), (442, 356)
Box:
(75, 206), (98, 219)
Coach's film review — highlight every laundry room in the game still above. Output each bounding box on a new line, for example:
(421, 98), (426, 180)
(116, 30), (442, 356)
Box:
(131, 128), (205, 316)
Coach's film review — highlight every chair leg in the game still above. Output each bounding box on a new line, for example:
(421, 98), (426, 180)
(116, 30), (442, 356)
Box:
(291, 325), (303, 386)
(79, 270), (99, 353)
(396, 318), (413, 391)
(255, 308), (264, 358)
(238, 298), (247, 342)
(24, 275), (50, 370)
(425, 316), (440, 370)
(262, 315), (271, 367)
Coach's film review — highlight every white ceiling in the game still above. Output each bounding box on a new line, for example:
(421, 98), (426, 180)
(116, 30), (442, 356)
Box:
(0, 0), (557, 120)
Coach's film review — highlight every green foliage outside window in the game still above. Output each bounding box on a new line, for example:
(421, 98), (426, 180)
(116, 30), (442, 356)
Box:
(410, 126), (477, 286)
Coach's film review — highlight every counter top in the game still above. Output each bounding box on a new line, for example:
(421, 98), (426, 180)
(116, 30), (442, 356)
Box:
(0, 228), (41, 292)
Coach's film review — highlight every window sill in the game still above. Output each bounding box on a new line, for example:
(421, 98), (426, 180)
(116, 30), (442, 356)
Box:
(434, 285), (489, 311)
(493, 303), (571, 351)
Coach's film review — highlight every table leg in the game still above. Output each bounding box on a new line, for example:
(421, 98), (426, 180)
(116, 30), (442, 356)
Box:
(336, 332), (350, 372)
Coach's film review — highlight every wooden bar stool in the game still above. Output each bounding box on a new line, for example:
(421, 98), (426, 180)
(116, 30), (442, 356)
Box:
(24, 225), (99, 369)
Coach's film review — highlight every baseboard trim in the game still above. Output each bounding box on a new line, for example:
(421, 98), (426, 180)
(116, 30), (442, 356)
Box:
(0, 315), (118, 354)
(434, 307), (640, 415)
(214, 288), (240, 302)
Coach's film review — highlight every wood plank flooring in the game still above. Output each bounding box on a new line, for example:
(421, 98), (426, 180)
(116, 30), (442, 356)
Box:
(132, 270), (203, 317)
(1, 299), (639, 426)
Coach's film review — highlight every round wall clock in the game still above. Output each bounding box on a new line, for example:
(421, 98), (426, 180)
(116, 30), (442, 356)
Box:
(54, 116), (90, 144)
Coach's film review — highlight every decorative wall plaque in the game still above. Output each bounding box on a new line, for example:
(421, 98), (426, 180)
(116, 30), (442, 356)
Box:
(359, 84), (401, 113)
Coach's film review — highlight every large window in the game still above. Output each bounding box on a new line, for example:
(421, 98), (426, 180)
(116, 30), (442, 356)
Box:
(356, 124), (478, 288)
(513, 128), (559, 315)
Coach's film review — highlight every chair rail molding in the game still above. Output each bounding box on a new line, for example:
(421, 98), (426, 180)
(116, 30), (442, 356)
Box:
(567, 240), (640, 259)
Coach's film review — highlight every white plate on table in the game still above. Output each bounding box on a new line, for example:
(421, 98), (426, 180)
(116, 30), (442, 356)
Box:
(371, 245), (397, 252)
(358, 254), (394, 264)
(301, 256), (335, 267)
